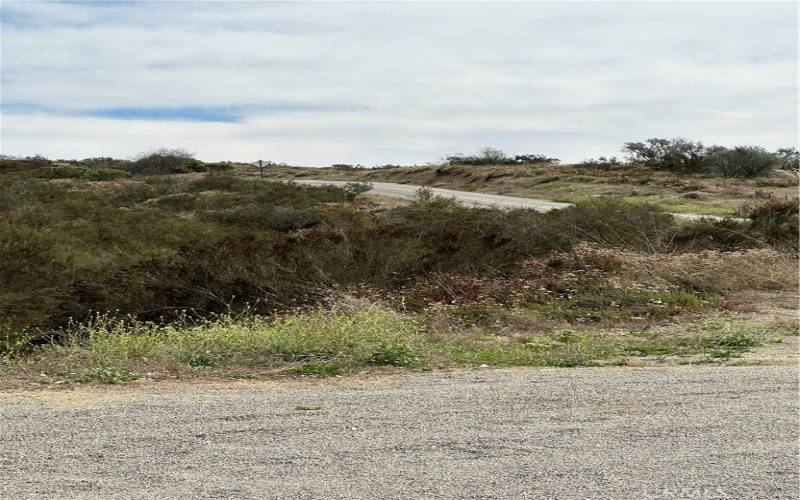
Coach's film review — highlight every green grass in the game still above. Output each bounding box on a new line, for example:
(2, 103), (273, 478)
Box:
(622, 196), (734, 216)
(433, 321), (779, 368)
(295, 363), (342, 377)
(91, 367), (139, 384)
(9, 307), (424, 381)
(2, 307), (788, 383)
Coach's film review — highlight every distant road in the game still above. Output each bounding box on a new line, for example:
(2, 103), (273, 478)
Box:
(294, 179), (570, 211)
(1, 365), (796, 499)
(292, 179), (731, 220)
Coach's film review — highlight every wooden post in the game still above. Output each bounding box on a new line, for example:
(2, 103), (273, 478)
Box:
(258, 159), (264, 178)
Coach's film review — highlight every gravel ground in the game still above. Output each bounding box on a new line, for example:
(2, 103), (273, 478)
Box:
(1, 365), (797, 499)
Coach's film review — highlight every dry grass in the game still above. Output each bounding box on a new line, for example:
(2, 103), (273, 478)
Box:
(333, 245), (798, 344)
(564, 244), (798, 293)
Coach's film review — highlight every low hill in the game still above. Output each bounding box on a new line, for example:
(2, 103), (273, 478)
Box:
(248, 163), (798, 216)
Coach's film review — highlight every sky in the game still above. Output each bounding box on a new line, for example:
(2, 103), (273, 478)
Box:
(1, 1), (797, 166)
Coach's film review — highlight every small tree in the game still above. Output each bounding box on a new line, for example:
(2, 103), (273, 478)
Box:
(622, 138), (706, 173)
(514, 154), (560, 165)
(77, 157), (129, 169)
(477, 147), (508, 164)
(129, 148), (204, 175)
(706, 146), (778, 178)
(446, 147), (512, 166)
(413, 186), (435, 204)
(775, 147), (799, 172)
(342, 182), (373, 200)
(574, 156), (622, 170)
(411, 186), (460, 209)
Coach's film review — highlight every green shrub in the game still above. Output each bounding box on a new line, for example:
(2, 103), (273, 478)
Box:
(706, 146), (778, 178)
(129, 148), (205, 175)
(574, 157), (622, 170)
(188, 173), (250, 192)
(91, 367), (138, 384)
(623, 138), (706, 173)
(622, 138), (781, 177)
(0, 155), (51, 172)
(331, 164), (365, 171)
(207, 205), (321, 231)
(109, 178), (180, 203)
(706, 333), (760, 349)
(445, 147), (559, 166)
(36, 165), (131, 181)
(696, 320), (764, 350)
(369, 342), (420, 366)
(342, 182), (373, 200)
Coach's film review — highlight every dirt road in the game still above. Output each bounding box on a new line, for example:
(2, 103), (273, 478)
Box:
(292, 179), (735, 220)
(1, 365), (797, 499)
(295, 179), (573, 211)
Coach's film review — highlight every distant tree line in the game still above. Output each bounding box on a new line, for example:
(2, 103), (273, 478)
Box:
(0, 148), (237, 177)
(620, 139), (797, 178)
(3, 139), (798, 179)
(445, 147), (560, 166)
(444, 140), (799, 178)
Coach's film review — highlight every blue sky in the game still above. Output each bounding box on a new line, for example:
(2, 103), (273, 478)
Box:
(1, 1), (797, 165)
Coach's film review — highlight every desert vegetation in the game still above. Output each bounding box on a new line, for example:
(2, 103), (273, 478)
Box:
(443, 139), (797, 178)
(620, 139), (795, 178)
(242, 139), (797, 216)
(0, 151), (797, 384)
(445, 147), (561, 166)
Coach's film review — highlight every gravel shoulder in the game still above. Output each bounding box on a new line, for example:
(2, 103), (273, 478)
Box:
(2, 364), (798, 499)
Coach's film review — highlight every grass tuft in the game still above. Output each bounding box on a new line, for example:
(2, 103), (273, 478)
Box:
(295, 405), (325, 411)
(91, 367), (138, 384)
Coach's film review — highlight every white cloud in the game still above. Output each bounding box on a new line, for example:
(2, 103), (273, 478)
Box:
(1, 1), (797, 164)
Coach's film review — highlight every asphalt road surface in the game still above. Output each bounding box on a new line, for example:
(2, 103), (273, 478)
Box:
(292, 180), (731, 220)
(2, 365), (797, 499)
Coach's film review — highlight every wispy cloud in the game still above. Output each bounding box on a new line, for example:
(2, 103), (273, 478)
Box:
(84, 107), (243, 123)
(1, 1), (796, 164)
(2, 102), (370, 123)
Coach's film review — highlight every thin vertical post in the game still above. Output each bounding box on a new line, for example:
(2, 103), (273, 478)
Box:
(258, 159), (264, 178)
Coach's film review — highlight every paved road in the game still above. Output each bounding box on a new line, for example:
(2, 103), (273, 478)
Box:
(292, 180), (732, 220)
(2, 365), (797, 499)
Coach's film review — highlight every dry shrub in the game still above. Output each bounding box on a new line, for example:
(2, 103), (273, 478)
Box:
(530, 243), (626, 275)
(648, 249), (798, 293)
(392, 273), (528, 310)
(390, 245), (638, 319)
(563, 244), (797, 294)
(742, 197), (799, 248)
(394, 244), (797, 313)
